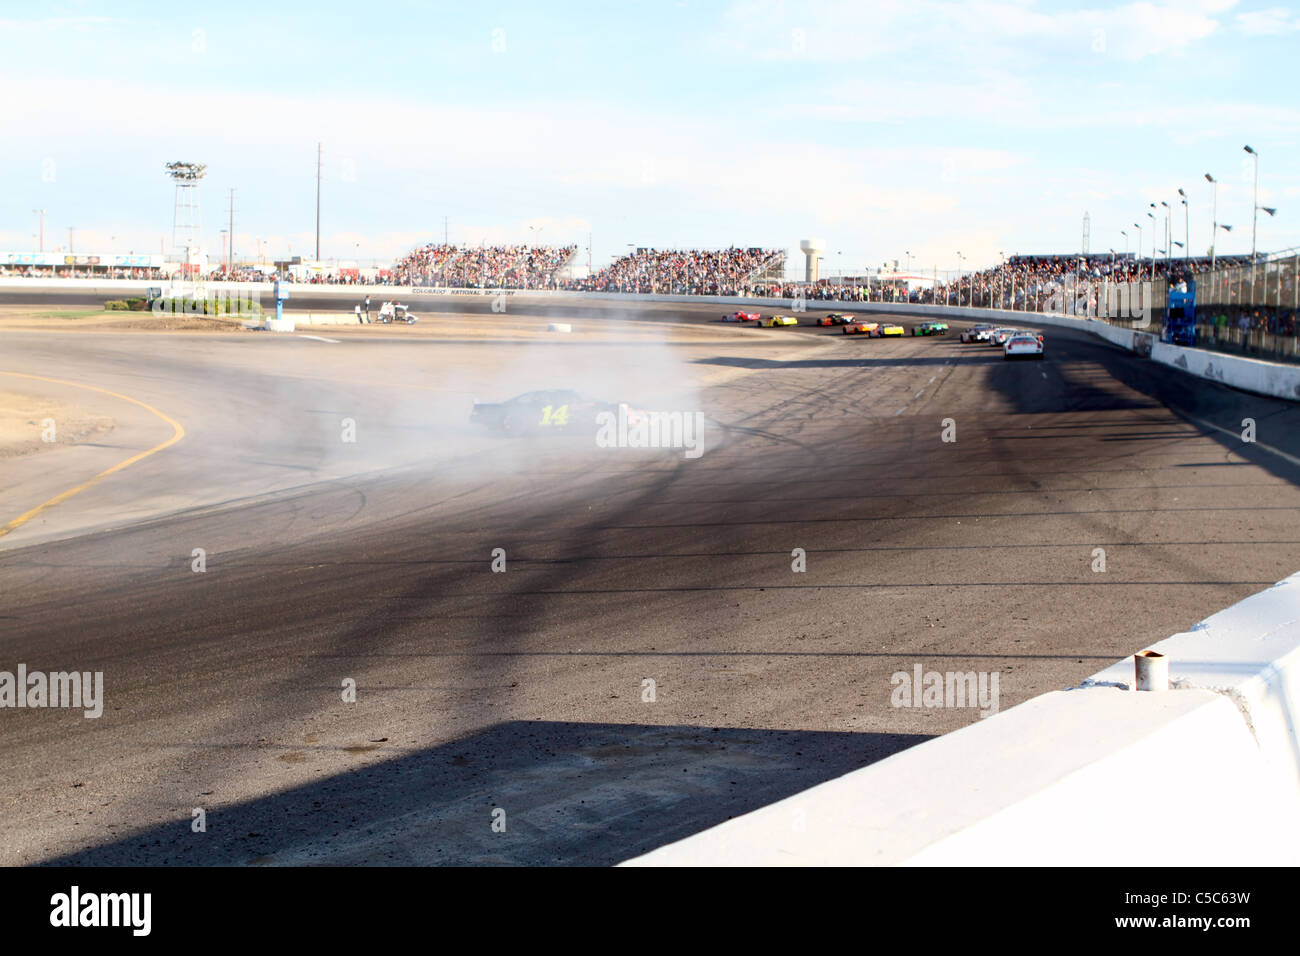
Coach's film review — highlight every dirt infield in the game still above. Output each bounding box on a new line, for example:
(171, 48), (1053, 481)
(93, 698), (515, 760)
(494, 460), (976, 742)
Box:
(0, 389), (114, 458)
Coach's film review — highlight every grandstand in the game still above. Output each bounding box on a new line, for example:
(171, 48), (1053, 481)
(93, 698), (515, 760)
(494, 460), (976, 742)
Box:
(392, 243), (578, 289)
(564, 247), (785, 296)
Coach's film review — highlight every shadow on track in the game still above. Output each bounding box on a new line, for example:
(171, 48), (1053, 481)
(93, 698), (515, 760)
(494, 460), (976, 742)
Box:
(37, 722), (927, 866)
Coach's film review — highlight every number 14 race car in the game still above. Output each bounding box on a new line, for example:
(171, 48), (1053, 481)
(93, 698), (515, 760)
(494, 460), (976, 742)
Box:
(470, 389), (646, 435)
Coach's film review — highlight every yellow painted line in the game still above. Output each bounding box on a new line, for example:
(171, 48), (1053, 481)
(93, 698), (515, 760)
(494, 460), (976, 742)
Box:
(0, 371), (185, 539)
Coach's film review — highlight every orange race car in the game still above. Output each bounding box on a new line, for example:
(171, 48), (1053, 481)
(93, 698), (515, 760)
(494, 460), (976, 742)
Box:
(843, 319), (880, 335)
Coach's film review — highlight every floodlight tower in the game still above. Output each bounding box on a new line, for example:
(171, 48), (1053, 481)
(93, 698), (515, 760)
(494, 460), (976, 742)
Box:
(166, 161), (206, 283)
(800, 238), (826, 283)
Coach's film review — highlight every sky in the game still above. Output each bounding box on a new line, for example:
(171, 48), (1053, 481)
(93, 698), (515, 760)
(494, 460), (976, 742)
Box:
(2, 0), (1298, 276)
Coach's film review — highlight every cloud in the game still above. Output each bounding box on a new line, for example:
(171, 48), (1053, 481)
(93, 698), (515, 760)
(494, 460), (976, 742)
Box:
(720, 0), (1231, 62)
(1235, 6), (1300, 35)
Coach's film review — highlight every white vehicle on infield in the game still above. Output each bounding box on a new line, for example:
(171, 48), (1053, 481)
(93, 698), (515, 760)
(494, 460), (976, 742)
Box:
(378, 301), (418, 324)
(1003, 333), (1045, 360)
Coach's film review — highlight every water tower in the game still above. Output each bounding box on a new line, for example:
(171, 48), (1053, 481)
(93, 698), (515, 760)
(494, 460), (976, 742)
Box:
(800, 238), (826, 282)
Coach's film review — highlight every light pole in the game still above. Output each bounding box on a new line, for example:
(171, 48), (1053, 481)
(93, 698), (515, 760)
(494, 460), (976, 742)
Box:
(996, 250), (1005, 308)
(1252, 205), (1276, 301)
(1178, 188), (1189, 268)
(1160, 201), (1171, 272)
(1244, 145), (1259, 265)
(32, 209), (45, 253)
(1121, 230), (1128, 257)
(956, 252), (965, 307)
(1147, 208), (1156, 282)
(1205, 173), (1219, 269)
(905, 250), (912, 273)
(219, 229), (228, 274)
(1133, 223), (1142, 280)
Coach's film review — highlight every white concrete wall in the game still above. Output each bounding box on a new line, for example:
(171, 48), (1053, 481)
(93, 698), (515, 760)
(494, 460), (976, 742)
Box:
(623, 571), (1300, 866)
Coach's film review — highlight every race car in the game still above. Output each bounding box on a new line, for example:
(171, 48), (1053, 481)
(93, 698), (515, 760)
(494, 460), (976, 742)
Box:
(470, 389), (644, 435)
(722, 310), (760, 322)
(912, 321), (948, 336)
(877, 321), (906, 337)
(989, 327), (1022, 346)
(816, 312), (857, 326)
(1003, 334), (1045, 360)
(842, 319), (880, 335)
(759, 314), (799, 327)
(961, 323), (995, 343)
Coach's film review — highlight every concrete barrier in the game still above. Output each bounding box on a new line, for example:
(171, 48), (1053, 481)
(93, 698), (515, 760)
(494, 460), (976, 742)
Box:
(622, 570), (1300, 866)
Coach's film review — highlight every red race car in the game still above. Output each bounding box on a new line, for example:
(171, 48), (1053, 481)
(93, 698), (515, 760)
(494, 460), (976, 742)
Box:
(721, 311), (760, 322)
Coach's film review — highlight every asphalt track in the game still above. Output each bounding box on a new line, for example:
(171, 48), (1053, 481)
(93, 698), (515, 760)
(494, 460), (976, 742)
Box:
(2, 293), (1299, 866)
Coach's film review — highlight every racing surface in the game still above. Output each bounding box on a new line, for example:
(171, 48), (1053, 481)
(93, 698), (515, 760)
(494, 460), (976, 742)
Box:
(3, 294), (1300, 865)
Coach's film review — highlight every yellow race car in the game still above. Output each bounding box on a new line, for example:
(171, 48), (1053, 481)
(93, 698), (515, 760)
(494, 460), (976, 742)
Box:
(759, 314), (799, 327)
(877, 321), (905, 336)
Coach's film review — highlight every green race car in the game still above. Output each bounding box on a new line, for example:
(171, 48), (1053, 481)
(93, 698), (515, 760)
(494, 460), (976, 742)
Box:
(912, 321), (948, 336)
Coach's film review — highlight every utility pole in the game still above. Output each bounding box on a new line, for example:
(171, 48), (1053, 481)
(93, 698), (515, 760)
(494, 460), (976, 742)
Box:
(33, 209), (45, 252)
(444, 216), (448, 245)
(315, 142), (322, 261)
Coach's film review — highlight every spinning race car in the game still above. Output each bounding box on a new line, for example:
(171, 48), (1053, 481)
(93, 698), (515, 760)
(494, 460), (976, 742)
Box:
(470, 389), (645, 435)
(722, 311), (761, 322)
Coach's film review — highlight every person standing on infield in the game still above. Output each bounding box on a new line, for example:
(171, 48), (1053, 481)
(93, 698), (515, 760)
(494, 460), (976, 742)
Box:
(364, 294), (371, 323)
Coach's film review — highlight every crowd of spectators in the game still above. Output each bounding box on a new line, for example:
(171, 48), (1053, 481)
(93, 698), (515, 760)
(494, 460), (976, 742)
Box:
(392, 243), (576, 289)
(563, 247), (783, 296)
(0, 265), (167, 279)
(922, 253), (1258, 310)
